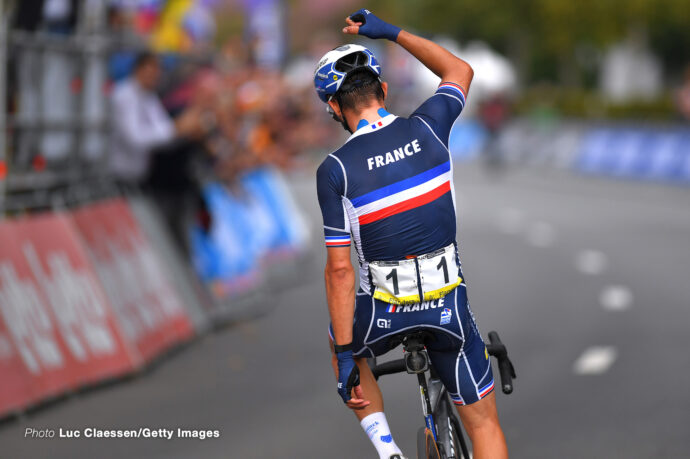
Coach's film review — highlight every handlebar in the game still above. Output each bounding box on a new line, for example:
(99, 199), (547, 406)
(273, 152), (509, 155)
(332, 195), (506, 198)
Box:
(486, 331), (516, 394)
(371, 358), (406, 379)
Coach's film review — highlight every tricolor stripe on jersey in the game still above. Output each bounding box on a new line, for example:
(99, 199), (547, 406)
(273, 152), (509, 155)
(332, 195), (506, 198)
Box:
(438, 82), (467, 104)
(325, 235), (351, 247)
(451, 395), (465, 406)
(350, 161), (452, 225)
(478, 380), (495, 398)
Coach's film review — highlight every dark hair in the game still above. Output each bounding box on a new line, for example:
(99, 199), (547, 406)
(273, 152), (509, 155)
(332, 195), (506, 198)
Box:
(133, 51), (158, 71)
(335, 68), (384, 112)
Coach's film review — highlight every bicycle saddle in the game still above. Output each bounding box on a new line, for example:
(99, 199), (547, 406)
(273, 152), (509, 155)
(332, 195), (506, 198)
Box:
(388, 330), (436, 352)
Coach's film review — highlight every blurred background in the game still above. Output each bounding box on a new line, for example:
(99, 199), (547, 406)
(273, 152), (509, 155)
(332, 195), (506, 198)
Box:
(0, 0), (688, 458)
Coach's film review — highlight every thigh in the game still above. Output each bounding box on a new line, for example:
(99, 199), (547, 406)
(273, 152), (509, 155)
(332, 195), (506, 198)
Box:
(456, 390), (501, 429)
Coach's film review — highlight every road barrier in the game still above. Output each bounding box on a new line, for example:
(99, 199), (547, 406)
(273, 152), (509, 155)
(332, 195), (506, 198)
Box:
(493, 119), (690, 184)
(190, 167), (311, 301)
(71, 199), (196, 363)
(0, 168), (313, 419)
(0, 212), (138, 417)
(0, 198), (200, 418)
(128, 195), (212, 334)
(575, 127), (690, 183)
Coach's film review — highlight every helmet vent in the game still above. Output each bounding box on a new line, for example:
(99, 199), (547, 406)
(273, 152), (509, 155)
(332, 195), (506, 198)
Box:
(334, 51), (368, 73)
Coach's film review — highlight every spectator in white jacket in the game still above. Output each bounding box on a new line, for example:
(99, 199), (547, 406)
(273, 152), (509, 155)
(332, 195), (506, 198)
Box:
(108, 52), (203, 184)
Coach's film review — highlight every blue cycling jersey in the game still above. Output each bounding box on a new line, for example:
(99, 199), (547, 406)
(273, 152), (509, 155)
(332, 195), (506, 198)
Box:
(317, 82), (467, 295)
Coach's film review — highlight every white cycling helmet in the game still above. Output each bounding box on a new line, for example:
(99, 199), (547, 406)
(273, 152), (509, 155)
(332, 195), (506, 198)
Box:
(313, 44), (382, 103)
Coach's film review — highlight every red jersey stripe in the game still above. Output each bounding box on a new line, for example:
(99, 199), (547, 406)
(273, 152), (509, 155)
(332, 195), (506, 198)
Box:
(358, 181), (451, 225)
(439, 82), (467, 98)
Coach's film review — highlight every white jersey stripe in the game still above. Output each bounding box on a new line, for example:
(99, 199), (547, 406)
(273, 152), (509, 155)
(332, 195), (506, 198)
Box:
(343, 197), (370, 294)
(354, 170), (452, 217)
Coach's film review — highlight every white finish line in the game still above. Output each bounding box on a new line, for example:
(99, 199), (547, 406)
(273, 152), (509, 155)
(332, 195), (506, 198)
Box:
(573, 346), (617, 375)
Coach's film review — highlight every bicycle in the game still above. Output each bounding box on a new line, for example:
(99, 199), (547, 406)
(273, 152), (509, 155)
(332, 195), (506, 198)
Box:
(370, 330), (515, 459)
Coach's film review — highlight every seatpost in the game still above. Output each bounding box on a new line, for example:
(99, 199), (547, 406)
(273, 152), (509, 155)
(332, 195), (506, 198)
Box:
(402, 334), (437, 440)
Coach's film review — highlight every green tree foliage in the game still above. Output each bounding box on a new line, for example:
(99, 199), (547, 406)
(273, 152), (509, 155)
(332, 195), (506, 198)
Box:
(369, 0), (690, 86)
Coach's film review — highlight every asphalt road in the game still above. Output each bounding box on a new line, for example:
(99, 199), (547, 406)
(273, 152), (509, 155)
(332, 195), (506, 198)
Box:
(1, 163), (689, 459)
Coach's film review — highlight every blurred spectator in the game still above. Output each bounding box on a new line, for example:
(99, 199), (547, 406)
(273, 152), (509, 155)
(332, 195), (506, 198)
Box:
(108, 51), (203, 185)
(109, 51), (207, 253)
(479, 93), (511, 171)
(14, 0), (79, 34)
(42, 0), (79, 34)
(13, 0), (45, 32)
(677, 65), (690, 121)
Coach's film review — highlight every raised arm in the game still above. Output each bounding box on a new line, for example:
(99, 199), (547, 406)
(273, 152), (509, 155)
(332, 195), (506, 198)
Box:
(343, 9), (473, 94)
(395, 31), (473, 93)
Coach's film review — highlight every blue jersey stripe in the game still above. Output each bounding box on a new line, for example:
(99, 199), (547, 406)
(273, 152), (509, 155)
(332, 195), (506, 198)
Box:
(324, 228), (349, 236)
(350, 161), (451, 207)
(438, 85), (466, 103)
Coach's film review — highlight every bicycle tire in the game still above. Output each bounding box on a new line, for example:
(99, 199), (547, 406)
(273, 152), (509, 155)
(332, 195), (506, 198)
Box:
(449, 414), (471, 459)
(416, 427), (441, 459)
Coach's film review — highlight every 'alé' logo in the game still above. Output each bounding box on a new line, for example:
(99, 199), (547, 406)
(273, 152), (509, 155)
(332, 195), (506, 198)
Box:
(0, 244), (117, 374)
(86, 229), (182, 342)
(376, 318), (391, 329)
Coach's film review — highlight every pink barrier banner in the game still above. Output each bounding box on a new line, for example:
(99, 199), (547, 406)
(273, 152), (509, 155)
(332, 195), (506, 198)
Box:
(71, 199), (195, 363)
(0, 213), (138, 417)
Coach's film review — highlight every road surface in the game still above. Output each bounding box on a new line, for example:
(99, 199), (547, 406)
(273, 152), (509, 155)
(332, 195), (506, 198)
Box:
(1, 163), (689, 459)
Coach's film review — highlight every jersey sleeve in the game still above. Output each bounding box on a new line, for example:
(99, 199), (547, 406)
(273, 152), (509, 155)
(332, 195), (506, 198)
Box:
(410, 82), (467, 148)
(316, 155), (351, 247)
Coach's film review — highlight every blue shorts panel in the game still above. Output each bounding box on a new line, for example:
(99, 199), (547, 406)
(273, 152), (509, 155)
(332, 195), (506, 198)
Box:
(328, 284), (494, 405)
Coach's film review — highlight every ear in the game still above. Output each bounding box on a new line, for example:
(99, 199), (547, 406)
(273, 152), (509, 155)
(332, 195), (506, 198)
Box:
(381, 81), (388, 101)
(327, 98), (342, 118)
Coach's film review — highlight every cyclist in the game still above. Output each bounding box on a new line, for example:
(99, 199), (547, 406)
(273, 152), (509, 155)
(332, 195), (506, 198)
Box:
(315, 9), (508, 459)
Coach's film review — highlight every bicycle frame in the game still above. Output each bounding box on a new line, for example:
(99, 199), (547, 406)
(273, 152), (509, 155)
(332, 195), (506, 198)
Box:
(370, 329), (515, 459)
(395, 331), (470, 458)
(418, 367), (437, 439)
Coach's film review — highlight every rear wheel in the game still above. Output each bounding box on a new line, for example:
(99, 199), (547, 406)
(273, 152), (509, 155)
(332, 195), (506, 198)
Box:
(432, 395), (470, 459)
(416, 427), (441, 459)
(449, 415), (470, 459)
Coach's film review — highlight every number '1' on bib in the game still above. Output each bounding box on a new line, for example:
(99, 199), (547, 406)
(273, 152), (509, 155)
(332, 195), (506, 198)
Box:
(369, 243), (462, 305)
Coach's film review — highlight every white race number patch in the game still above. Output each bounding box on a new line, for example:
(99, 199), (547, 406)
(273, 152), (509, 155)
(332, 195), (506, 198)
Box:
(369, 258), (420, 305)
(369, 243), (462, 305)
(418, 244), (462, 301)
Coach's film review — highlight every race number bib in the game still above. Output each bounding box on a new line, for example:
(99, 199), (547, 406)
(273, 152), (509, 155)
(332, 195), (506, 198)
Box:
(369, 243), (462, 305)
(369, 259), (420, 305)
(418, 244), (463, 301)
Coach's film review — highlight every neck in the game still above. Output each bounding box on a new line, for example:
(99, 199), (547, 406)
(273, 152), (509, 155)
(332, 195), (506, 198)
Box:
(344, 104), (387, 132)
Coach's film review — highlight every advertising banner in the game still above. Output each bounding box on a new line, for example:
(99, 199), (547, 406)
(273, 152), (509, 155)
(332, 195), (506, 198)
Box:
(71, 199), (195, 362)
(0, 213), (137, 416)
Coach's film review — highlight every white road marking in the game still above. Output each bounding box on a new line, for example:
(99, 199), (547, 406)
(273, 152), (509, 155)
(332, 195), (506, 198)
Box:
(599, 285), (633, 311)
(526, 221), (555, 248)
(575, 250), (608, 275)
(497, 207), (524, 235)
(573, 346), (617, 375)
